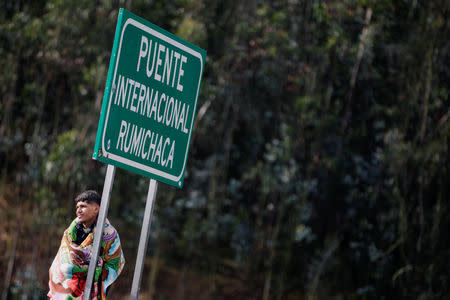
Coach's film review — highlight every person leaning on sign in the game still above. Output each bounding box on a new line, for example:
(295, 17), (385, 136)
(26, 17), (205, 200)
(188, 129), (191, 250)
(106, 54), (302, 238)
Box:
(48, 190), (125, 299)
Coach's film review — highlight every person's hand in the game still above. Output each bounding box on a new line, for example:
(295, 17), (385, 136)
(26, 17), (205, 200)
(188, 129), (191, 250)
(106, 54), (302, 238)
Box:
(70, 251), (86, 267)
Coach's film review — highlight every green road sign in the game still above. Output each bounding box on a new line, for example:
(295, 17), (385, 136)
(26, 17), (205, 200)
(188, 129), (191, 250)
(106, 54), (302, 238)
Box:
(93, 9), (206, 188)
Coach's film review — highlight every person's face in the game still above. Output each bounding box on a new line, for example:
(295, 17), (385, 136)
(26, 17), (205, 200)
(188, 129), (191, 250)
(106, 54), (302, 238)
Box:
(76, 201), (99, 227)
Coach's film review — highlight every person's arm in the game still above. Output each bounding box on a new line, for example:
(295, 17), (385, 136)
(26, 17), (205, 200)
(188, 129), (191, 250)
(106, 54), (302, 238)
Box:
(100, 232), (125, 291)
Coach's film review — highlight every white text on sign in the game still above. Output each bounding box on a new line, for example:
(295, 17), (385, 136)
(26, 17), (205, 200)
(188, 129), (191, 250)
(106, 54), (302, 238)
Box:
(136, 35), (188, 92)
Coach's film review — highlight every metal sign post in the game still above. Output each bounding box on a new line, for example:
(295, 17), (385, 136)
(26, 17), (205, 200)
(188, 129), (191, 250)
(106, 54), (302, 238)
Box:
(130, 179), (159, 299)
(83, 164), (116, 300)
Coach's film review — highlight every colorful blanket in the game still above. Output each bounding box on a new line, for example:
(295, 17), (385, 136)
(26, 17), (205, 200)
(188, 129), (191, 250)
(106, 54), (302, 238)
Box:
(48, 218), (125, 299)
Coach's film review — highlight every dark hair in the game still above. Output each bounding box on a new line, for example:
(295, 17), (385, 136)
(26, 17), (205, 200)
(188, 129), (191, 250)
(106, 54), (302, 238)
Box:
(75, 190), (101, 206)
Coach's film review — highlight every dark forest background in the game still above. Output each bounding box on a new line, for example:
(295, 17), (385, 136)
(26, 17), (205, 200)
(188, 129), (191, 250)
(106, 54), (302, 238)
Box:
(0, 0), (449, 299)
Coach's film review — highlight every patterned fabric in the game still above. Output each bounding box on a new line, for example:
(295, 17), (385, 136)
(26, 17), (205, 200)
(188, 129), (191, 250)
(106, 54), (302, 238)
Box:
(48, 218), (125, 299)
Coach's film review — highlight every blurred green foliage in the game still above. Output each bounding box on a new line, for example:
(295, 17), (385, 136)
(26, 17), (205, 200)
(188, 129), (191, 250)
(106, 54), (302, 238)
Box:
(0, 0), (448, 299)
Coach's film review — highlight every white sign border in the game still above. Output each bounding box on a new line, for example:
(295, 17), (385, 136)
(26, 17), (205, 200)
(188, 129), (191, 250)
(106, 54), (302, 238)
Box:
(101, 17), (204, 185)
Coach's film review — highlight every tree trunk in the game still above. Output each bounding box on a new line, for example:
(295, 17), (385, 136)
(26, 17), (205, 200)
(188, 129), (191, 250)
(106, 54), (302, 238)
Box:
(175, 263), (188, 300)
(1, 224), (19, 300)
(418, 50), (433, 142)
(307, 238), (340, 300)
(147, 233), (161, 300)
(339, 7), (372, 155)
(263, 195), (285, 300)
